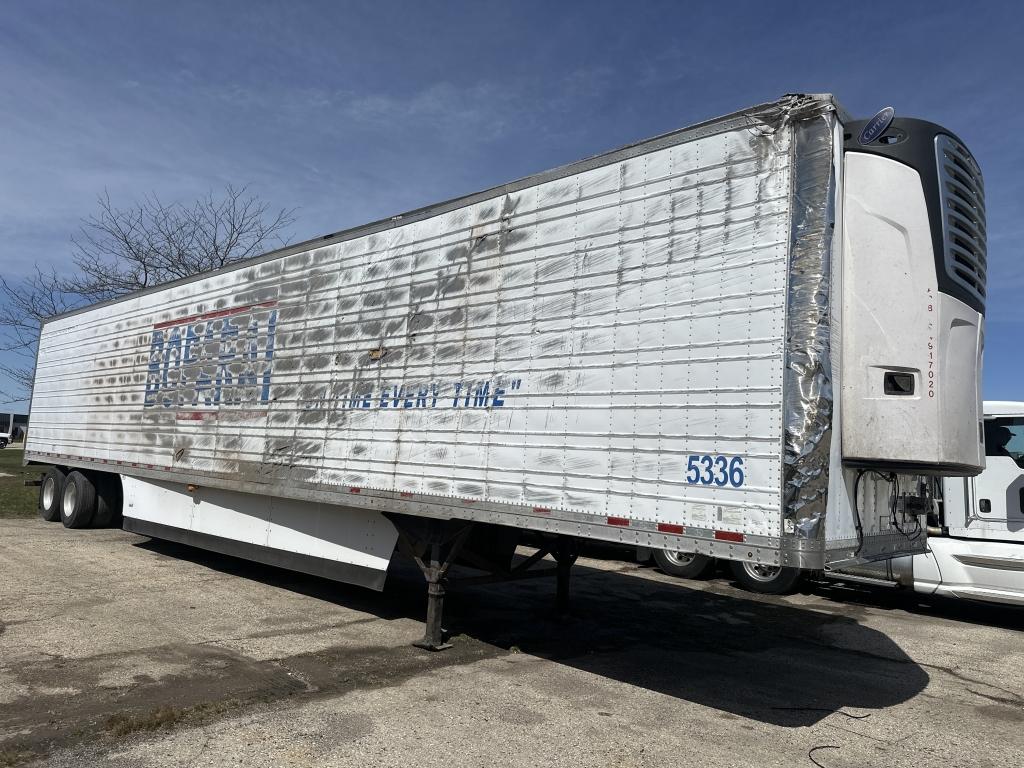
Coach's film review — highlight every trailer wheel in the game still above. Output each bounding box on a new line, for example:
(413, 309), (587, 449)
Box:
(60, 471), (97, 529)
(39, 466), (67, 522)
(652, 549), (715, 579)
(729, 559), (802, 594)
(90, 472), (123, 528)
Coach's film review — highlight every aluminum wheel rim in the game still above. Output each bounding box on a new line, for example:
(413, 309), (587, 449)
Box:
(62, 482), (77, 518)
(742, 562), (782, 582)
(42, 477), (55, 509)
(662, 550), (697, 567)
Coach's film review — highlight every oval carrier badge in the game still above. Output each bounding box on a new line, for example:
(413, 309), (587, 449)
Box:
(859, 106), (896, 145)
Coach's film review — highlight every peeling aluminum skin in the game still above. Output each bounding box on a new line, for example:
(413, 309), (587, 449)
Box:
(782, 107), (837, 540)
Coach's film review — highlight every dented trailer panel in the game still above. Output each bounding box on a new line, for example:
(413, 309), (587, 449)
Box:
(27, 95), (887, 570)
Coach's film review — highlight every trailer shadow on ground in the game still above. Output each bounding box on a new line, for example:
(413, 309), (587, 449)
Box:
(131, 538), (930, 728)
(579, 540), (1024, 633)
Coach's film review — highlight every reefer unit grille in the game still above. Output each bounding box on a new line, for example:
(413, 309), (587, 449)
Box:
(935, 134), (986, 308)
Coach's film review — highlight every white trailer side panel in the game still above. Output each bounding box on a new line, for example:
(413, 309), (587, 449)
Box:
(121, 476), (398, 588)
(27, 100), (813, 559)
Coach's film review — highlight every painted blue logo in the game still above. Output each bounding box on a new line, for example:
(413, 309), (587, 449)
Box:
(859, 106), (895, 145)
(144, 303), (278, 409)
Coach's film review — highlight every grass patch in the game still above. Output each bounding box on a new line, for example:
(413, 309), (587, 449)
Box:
(105, 706), (187, 737)
(0, 448), (38, 519)
(104, 699), (241, 737)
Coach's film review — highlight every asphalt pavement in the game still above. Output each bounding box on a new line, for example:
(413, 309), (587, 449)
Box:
(1, 518), (1022, 767)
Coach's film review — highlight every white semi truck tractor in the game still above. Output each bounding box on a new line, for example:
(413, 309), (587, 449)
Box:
(24, 94), (986, 646)
(830, 402), (1024, 605)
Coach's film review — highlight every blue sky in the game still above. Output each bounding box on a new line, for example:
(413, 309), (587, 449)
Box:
(1, 0), (1021, 410)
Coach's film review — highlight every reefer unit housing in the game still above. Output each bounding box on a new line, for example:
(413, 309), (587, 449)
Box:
(26, 94), (985, 597)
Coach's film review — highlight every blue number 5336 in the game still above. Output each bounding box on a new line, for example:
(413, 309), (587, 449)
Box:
(685, 455), (745, 487)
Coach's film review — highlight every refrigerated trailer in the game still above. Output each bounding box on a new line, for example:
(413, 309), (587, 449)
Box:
(24, 93), (987, 647)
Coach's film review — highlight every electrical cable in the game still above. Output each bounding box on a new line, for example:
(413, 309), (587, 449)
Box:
(853, 470), (922, 551)
(771, 707), (871, 720)
(852, 469), (866, 555)
(808, 745), (840, 768)
(882, 471), (922, 541)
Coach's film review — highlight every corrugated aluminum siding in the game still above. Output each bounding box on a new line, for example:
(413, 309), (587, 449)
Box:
(28, 107), (801, 540)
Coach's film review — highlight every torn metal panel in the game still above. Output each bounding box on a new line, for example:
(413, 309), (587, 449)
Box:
(782, 109), (837, 539)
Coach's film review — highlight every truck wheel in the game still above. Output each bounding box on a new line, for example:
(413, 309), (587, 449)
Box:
(0, 438), (8, 449)
(652, 549), (715, 579)
(39, 466), (67, 522)
(729, 559), (802, 594)
(90, 472), (123, 527)
(61, 471), (97, 529)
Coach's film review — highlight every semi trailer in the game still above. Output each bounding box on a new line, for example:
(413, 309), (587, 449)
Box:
(24, 93), (986, 646)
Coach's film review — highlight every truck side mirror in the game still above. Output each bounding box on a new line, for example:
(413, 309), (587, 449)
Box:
(979, 499), (992, 514)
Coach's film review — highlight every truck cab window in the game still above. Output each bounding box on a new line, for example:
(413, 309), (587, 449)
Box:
(983, 418), (1024, 468)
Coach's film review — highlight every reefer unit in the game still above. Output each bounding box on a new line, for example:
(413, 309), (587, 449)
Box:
(25, 94), (986, 610)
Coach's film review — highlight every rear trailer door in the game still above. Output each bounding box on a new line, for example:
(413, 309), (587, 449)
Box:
(27, 95), (845, 569)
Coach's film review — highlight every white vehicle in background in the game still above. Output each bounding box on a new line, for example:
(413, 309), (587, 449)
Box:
(651, 403), (1024, 605)
(0, 413), (14, 449)
(832, 401), (1024, 605)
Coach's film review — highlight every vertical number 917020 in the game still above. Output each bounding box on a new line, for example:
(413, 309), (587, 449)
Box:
(685, 455), (745, 488)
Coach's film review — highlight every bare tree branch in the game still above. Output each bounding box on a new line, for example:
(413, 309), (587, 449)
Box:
(0, 186), (296, 402)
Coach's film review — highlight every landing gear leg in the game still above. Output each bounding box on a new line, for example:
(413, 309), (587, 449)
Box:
(553, 536), (578, 616)
(390, 516), (473, 651)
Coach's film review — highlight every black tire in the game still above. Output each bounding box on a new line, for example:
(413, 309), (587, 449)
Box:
(652, 549), (716, 579)
(0, 438), (8, 449)
(728, 559), (802, 594)
(60, 470), (97, 529)
(39, 466), (67, 522)
(90, 472), (123, 528)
